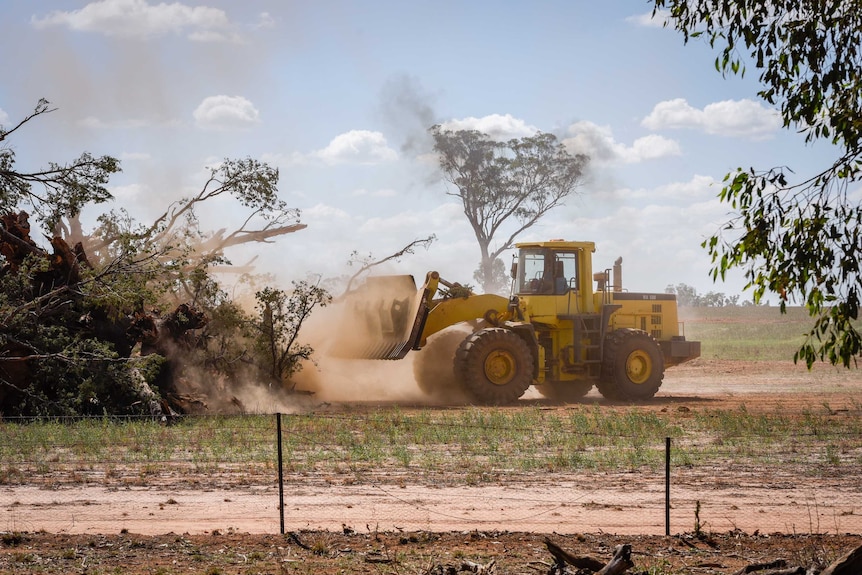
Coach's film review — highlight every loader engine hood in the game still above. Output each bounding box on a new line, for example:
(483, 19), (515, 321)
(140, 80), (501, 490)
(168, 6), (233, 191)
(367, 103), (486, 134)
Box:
(329, 275), (429, 360)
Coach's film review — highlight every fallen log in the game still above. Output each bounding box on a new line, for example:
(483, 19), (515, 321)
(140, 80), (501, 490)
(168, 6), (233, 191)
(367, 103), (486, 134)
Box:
(544, 538), (605, 571)
(596, 544), (633, 575)
(730, 543), (862, 575)
(543, 539), (632, 575)
(821, 544), (862, 575)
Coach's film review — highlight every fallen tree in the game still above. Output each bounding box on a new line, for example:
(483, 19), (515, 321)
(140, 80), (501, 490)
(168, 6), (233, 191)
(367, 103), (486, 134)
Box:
(1, 100), (318, 417)
(0, 210), (212, 415)
(541, 539), (862, 575)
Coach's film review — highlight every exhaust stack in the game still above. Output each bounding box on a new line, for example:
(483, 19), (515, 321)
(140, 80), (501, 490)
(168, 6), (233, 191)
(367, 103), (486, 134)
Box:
(613, 257), (623, 292)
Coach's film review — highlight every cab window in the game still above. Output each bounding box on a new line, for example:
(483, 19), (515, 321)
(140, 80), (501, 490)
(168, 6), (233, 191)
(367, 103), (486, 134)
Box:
(518, 250), (578, 294)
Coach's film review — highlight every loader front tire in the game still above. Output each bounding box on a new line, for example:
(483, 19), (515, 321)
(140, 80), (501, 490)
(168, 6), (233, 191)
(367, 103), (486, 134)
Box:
(597, 329), (665, 401)
(413, 326), (471, 403)
(455, 328), (532, 405)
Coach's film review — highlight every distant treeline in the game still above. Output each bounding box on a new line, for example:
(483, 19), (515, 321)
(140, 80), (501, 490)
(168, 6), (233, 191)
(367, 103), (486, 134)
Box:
(665, 283), (761, 308)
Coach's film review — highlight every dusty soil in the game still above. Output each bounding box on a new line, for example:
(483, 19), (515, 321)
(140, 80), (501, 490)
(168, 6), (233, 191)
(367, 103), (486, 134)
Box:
(2, 358), (861, 574)
(2, 527), (861, 574)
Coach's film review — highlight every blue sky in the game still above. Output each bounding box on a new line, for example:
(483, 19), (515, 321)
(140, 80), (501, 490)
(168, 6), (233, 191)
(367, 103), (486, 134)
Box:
(0, 0), (839, 300)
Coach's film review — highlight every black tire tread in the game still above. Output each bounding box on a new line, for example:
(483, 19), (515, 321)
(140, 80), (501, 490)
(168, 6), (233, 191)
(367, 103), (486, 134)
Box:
(597, 328), (665, 401)
(455, 328), (533, 405)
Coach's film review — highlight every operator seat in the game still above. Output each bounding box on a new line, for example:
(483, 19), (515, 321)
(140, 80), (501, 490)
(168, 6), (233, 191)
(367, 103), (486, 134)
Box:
(553, 261), (567, 294)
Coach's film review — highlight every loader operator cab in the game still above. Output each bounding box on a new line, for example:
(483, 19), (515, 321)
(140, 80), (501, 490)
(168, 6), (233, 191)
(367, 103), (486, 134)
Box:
(516, 247), (578, 296)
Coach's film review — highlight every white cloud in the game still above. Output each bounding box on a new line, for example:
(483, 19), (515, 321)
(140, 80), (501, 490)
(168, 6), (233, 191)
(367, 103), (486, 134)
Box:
(193, 95), (260, 130)
(0, 107), (9, 126)
(108, 182), (149, 201)
(312, 130), (398, 165)
(642, 98), (781, 139)
(350, 188), (398, 198)
(358, 212), (423, 234)
(187, 29), (241, 43)
(255, 12), (276, 29)
(623, 174), (718, 202)
(626, 9), (670, 28)
(439, 114), (538, 141)
(303, 203), (354, 222)
(627, 134), (683, 162)
(563, 121), (681, 164)
(260, 151), (308, 168)
(31, 0), (238, 42)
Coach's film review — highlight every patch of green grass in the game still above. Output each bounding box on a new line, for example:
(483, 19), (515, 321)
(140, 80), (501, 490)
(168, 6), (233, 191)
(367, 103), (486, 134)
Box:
(2, 403), (861, 487)
(681, 305), (862, 361)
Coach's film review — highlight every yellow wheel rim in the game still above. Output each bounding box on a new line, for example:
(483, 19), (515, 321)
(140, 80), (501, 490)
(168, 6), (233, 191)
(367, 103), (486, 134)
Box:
(625, 350), (652, 385)
(484, 350), (517, 386)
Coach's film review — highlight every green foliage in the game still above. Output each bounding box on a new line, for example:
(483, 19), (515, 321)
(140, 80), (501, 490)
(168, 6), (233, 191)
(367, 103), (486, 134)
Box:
(654, 0), (862, 367)
(473, 256), (509, 295)
(0, 99), (121, 233)
(1, 99), (316, 416)
(250, 281), (331, 387)
(0, 267), (167, 416)
(430, 126), (589, 294)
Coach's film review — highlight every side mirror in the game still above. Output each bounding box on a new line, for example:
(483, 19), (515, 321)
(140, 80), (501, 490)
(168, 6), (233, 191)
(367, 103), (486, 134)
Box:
(510, 262), (518, 280)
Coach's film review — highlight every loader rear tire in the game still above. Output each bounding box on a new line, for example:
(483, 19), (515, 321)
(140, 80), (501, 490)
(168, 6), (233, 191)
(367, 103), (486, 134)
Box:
(597, 329), (664, 401)
(455, 328), (532, 405)
(413, 326), (471, 403)
(536, 381), (593, 402)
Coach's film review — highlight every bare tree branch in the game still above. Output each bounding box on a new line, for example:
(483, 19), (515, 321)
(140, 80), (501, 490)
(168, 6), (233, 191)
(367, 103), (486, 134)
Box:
(344, 234), (437, 294)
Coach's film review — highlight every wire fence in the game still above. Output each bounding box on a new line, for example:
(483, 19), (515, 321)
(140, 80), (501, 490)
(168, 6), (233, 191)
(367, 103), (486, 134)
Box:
(1, 409), (861, 536)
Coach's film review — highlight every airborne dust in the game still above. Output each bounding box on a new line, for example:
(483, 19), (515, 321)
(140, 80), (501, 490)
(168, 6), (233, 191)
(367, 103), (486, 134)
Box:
(290, 276), (464, 407)
(170, 275), (478, 415)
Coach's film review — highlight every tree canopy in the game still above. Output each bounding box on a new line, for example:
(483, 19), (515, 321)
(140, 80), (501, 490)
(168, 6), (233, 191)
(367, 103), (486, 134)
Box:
(0, 100), (321, 416)
(1, 99), (120, 233)
(430, 127), (589, 294)
(653, 0), (862, 367)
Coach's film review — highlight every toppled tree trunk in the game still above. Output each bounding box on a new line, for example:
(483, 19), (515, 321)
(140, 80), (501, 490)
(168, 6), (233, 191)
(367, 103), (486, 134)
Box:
(129, 367), (168, 421)
(0, 211), (42, 272)
(544, 539), (632, 575)
(730, 543), (862, 575)
(544, 538), (605, 571)
(821, 544), (862, 575)
(1, 211), (212, 415)
(596, 545), (633, 575)
(138, 303), (209, 414)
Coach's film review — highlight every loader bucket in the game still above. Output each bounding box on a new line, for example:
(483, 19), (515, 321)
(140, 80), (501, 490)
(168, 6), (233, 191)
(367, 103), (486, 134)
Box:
(331, 275), (429, 360)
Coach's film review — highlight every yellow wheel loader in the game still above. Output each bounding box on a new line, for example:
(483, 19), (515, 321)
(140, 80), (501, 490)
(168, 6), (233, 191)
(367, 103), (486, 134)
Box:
(335, 240), (700, 403)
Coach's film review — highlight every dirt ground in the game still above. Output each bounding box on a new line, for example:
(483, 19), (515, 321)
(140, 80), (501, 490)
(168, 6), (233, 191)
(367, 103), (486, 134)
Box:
(2, 529), (862, 575)
(2, 358), (862, 574)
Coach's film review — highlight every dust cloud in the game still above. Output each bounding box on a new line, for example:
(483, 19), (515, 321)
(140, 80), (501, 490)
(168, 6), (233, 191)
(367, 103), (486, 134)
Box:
(290, 291), (430, 404)
(167, 275), (455, 412)
(286, 277), (483, 406)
